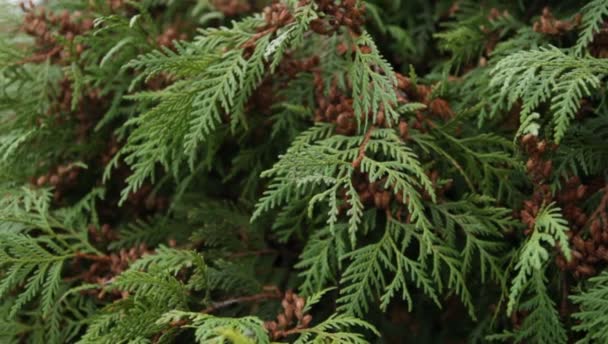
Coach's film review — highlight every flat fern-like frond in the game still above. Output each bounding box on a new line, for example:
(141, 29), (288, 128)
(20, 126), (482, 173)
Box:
(0, 233), (70, 318)
(507, 203), (570, 315)
(571, 272), (608, 343)
(124, 42), (216, 83)
(490, 272), (567, 344)
(110, 270), (189, 307)
(293, 314), (378, 344)
(156, 310), (270, 344)
(349, 32), (399, 129)
(576, 0), (608, 54)
(254, 127), (434, 245)
(296, 225), (347, 295)
(490, 47), (608, 142)
(337, 220), (439, 316)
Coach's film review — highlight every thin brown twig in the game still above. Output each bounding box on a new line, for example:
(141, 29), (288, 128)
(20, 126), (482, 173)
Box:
(560, 273), (569, 317)
(74, 252), (112, 262)
(202, 288), (282, 313)
(280, 327), (306, 337)
(63, 271), (90, 282)
(228, 249), (279, 258)
(16, 46), (62, 64)
(385, 208), (392, 221)
(586, 184), (608, 227)
(351, 125), (375, 169)
(241, 27), (281, 50)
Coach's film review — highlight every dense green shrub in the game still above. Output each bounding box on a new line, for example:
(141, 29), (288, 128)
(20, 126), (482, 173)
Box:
(1, 0), (608, 343)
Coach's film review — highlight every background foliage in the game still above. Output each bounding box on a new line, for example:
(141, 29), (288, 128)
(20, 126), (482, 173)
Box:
(1, 0), (608, 343)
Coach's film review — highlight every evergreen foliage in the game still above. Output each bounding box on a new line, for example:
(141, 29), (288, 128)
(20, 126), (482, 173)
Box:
(2, 0), (608, 343)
